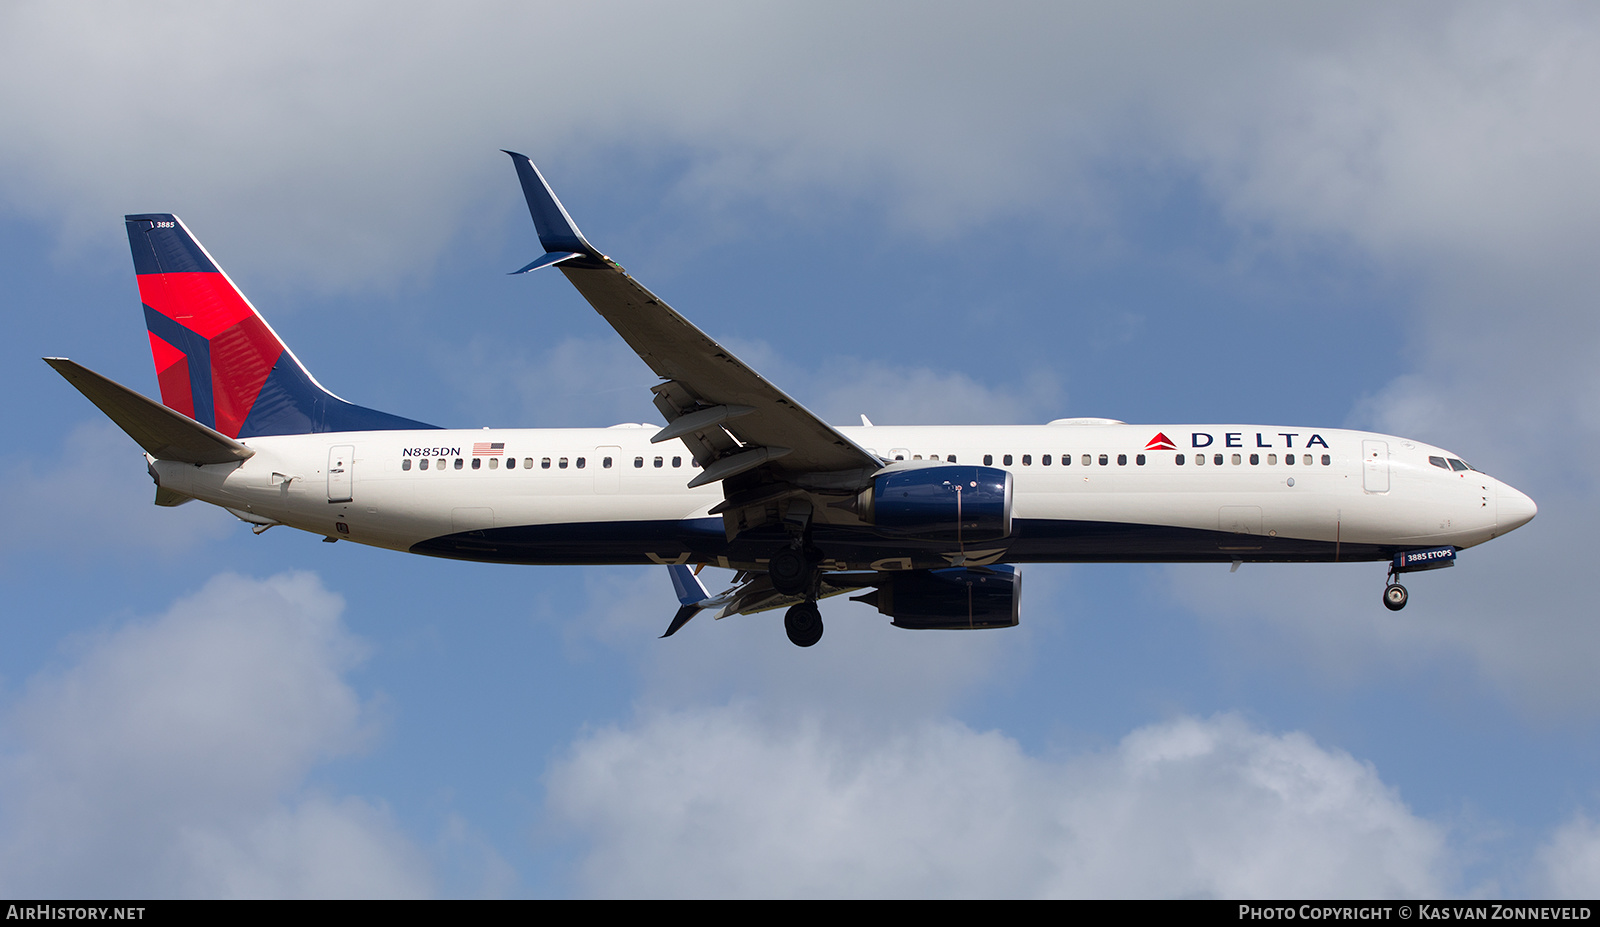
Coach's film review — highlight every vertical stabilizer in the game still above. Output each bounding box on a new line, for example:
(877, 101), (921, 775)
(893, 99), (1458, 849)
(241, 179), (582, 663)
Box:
(126, 214), (437, 437)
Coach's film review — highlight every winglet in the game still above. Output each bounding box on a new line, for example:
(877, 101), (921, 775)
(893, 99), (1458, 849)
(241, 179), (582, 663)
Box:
(662, 564), (712, 638)
(502, 150), (606, 273)
(668, 564), (710, 606)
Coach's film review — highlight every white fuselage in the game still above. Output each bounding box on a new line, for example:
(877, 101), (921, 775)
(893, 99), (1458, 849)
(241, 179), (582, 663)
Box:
(148, 422), (1535, 570)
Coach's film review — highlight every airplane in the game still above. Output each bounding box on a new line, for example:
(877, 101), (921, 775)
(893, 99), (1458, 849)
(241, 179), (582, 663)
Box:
(46, 151), (1538, 648)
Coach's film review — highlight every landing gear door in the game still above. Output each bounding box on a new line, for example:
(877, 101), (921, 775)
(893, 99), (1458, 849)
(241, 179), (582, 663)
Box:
(1362, 440), (1389, 494)
(328, 445), (354, 503)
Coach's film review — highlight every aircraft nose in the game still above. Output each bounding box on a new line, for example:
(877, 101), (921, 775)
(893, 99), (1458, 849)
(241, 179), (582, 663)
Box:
(1497, 482), (1537, 532)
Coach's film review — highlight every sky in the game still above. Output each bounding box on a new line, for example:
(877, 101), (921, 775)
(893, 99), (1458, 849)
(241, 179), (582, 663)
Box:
(1, 0), (1597, 898)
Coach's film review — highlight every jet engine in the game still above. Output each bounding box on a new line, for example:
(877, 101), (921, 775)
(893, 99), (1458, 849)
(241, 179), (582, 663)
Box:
(850, 565), (1021, 630)
(855, 465), (1013, 542)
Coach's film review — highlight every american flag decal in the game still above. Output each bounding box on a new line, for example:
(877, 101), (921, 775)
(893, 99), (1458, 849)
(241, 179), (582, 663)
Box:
(473, 442), (505, 456)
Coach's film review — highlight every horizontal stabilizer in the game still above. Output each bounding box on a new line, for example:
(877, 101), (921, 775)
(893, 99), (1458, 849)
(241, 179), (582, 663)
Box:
(44, 358), (254, 464)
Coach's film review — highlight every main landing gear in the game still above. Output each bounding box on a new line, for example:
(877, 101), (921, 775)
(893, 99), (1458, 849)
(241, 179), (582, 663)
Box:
(772, 539), (825, 647)
(769, 546), (812, 597)
(785, 601), (824, 647)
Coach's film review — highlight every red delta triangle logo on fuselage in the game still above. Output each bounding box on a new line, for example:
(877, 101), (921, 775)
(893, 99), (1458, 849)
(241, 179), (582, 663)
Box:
(1145, 432), (1177, 451)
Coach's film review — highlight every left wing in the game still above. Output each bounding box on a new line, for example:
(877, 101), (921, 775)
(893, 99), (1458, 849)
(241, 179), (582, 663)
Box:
(504, 152), (883, 534)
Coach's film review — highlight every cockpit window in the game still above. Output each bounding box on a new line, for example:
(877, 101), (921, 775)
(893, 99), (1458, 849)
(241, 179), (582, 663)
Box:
(1448, 458), (1469, 472)
(1429, 456), (1449, 470)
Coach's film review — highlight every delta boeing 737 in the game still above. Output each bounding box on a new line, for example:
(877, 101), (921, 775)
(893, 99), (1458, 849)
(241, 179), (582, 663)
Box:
(46, 152), (1537, 647)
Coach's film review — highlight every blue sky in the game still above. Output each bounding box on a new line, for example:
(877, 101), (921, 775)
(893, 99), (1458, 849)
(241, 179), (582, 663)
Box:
(1, 1), (1597, 897)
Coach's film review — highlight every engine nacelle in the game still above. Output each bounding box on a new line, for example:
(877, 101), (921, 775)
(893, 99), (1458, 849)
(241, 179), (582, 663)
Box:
(859, 465), (1013, 542)
(850, 565), (1021, 630)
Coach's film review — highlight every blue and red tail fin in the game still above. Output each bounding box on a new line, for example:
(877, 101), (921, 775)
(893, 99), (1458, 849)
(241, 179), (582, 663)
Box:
(127, 214), (437, 437)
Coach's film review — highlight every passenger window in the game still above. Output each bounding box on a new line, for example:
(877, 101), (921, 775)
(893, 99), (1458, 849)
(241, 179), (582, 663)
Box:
(912, 454), (922, 460)
(984, 455), (993, 466)
(1117, 454), (1127, 466)
(603, 457), (613, 468)
(454, 458), (464, 470)
(1231, 454), (1241, 465)
(576, 457), (586, 469)
(1042, 455), (1052, 466)
(1176, 453), (1185, 465)
(402, 458), (412, 471)
(541, 458), (551, 469)
(558, 458), (568, 469)
(1003, 454), (1013, 466)
(472, 458), (482, 470)
(673, 457), (682, 467)
(1083, 455), (1092, 466)
(489, 458), (499, 469)
(1196, 454), (1205, 466)
(507, 457), (516, 469)
(1321, 454), (1331, 465)
(1062, 454), (1071, 466)
(1021, 455), (1031, 466)
(1266, 454), (1276, 465)
(1303, 454), (1312, 466)
(947, 455), (957, 463)
(1098, 454), (1108, 466)
(524, 458), (534, 469)
(1249, 454), (1258, 465)
(1136, 454), (1145, 466)
(1282, 454), (1292, 466)
(654, 457), (664, 468)
(634, 457), (644, 468)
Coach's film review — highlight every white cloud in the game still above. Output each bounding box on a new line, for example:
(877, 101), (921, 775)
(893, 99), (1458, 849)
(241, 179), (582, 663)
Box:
(547, 709), (1448, 898)
(1177, 3), (1600, 285)
(1531, 813), (1600, 898)
(12, 2), (1587, 293)
(0, 572), (431, 897)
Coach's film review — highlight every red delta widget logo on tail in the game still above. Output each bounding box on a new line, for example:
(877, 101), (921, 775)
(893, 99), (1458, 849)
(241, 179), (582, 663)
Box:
(128, 214), (435, 439)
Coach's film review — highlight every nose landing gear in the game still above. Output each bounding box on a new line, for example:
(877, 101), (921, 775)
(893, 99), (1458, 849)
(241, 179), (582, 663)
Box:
(1381, 545), (1457, 612)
